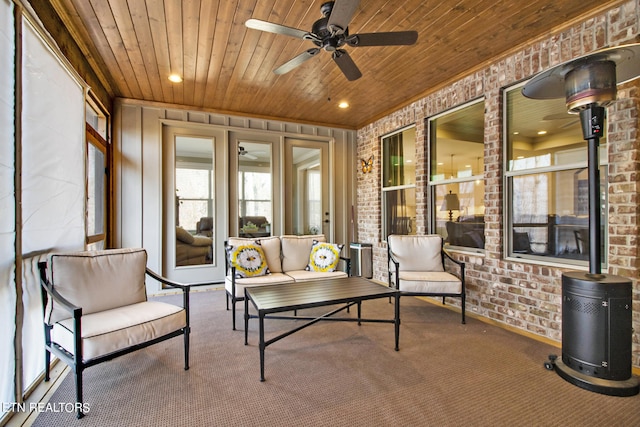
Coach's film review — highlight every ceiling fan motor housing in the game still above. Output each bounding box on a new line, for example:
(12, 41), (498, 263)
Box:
(312, 10), (348, 51)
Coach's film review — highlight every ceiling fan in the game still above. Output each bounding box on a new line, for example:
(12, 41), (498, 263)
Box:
(245, 0), (418, 81)
(238, 145), (258, 160)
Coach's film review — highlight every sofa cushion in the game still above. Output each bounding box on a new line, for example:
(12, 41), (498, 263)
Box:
(191, 235), (213, 246)
(226, 243), (269, 278)
(48, 248), (148, 324)
(176, 226), (195, 244)
(306, 241), (343, 272)
(285, 270), (348, 282)
(388, 235), (444, 272)
(281, 235), (326, 272)
(228, 236), (282, 273)
(52, 301), (186, 360)
(224, 273), (294, 298)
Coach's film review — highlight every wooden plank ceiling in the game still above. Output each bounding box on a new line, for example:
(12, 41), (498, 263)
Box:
(50, 0), (619, 129)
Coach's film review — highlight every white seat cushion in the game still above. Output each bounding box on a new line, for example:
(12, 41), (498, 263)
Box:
(52, 301), (186, 360)
(225, 273), (294, 297)
(285, 270), (348, 282)
(397, 271), (461, 294)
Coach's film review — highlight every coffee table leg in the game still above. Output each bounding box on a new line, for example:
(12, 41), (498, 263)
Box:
(394, 293), (400, 351)
(244, 291), (249, 345)
(259, 313), (266, 381)
(357, 301), (362, 325)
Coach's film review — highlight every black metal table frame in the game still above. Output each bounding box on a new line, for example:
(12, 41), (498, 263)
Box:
(244, 282), (400, 381)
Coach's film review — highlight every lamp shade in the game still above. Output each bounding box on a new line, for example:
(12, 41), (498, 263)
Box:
(441, 191), (460, 211)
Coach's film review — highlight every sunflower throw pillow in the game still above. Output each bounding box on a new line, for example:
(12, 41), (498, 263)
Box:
(306, 241), (344, 273)
(227, 243), (269, 278)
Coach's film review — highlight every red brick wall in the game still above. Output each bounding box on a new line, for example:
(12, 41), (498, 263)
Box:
(356, 0), (640, 367)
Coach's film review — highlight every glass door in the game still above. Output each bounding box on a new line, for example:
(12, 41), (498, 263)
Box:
(284, 139), (331, 239)
(163, 126), (227, 282)
(228, 132), (281, 238)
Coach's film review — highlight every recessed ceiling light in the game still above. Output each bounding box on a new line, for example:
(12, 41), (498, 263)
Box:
(338, 101), (349, 109)
(168, 74), (183, 83)
(537, 130), (547, 135)
(513, 131), (519, 135)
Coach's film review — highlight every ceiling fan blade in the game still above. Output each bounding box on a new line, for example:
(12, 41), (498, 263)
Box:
(327, 0), (360, 35)
(274, 48), (321, 75)
(333, 50), (362, 81)
(542, 113), (576, 121)
(245, 18), (309, 39)
(347, 31), (418, 47)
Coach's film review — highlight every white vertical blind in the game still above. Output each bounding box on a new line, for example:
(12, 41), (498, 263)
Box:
(20, 17), (85, 394)
(0, 0), (15, 416)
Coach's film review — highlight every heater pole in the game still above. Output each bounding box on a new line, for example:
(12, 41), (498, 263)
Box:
(579, 104), (605, 275)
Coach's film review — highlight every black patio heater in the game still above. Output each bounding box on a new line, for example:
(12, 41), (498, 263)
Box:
(522, 43), (640, 396)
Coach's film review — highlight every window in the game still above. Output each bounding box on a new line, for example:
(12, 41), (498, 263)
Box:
(382, 126), (416, 239)
(238, 170), (272, 219)
(428, 100), (485, 251)
(237, 140), (273, 237)
(504, 83), (606, 265)
(86, 99), (109, 251)
(176, 166), (213, 232)
(86, 127), (106, 248)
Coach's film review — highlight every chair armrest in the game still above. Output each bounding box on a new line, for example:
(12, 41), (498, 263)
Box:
(145, 268), (190, 291)
(339, 256), (351, 275)
(145, 268), (191, 322)
(442, 249), (465, 283)
(388, 250), (400, 269)
(443, 249), (465, 268)
(38, 261), (82, 322)
(387, 250), (400, 289)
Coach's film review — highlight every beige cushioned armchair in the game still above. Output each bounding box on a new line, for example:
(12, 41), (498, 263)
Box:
(387, 234), (466, 324)
(38, 248), (191, 418)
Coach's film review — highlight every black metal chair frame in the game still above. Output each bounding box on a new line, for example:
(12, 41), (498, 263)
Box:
(38, 263), (191, 419)
(387, 237), (466, 324)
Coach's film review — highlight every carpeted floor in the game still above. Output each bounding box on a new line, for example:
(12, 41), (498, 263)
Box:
(32, 288), (640, 426)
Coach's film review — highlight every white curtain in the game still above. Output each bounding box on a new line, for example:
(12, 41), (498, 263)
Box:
(20, 16), (85, 394)
(0, 7), (86, 416)
(0, 0), (16, 415)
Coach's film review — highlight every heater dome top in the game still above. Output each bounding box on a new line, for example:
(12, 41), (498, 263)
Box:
(522, 43), (640, 101)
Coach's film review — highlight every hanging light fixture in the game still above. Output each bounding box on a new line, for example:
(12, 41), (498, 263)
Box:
(523, 43), (640, 397)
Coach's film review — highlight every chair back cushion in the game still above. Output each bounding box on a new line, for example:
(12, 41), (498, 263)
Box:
(47, 248), (148, 324)
(227, 236), (282, 273)
(281, 235), (326, 272)
(388, 235), (444, 272)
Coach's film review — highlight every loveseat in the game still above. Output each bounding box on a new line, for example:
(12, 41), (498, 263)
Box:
(445, 215), (485, 248)
(176, 226), (213, 265)
(224, 234), (350, 329)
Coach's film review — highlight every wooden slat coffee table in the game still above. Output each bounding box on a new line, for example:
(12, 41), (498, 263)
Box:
(244, 276), (400, 381)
